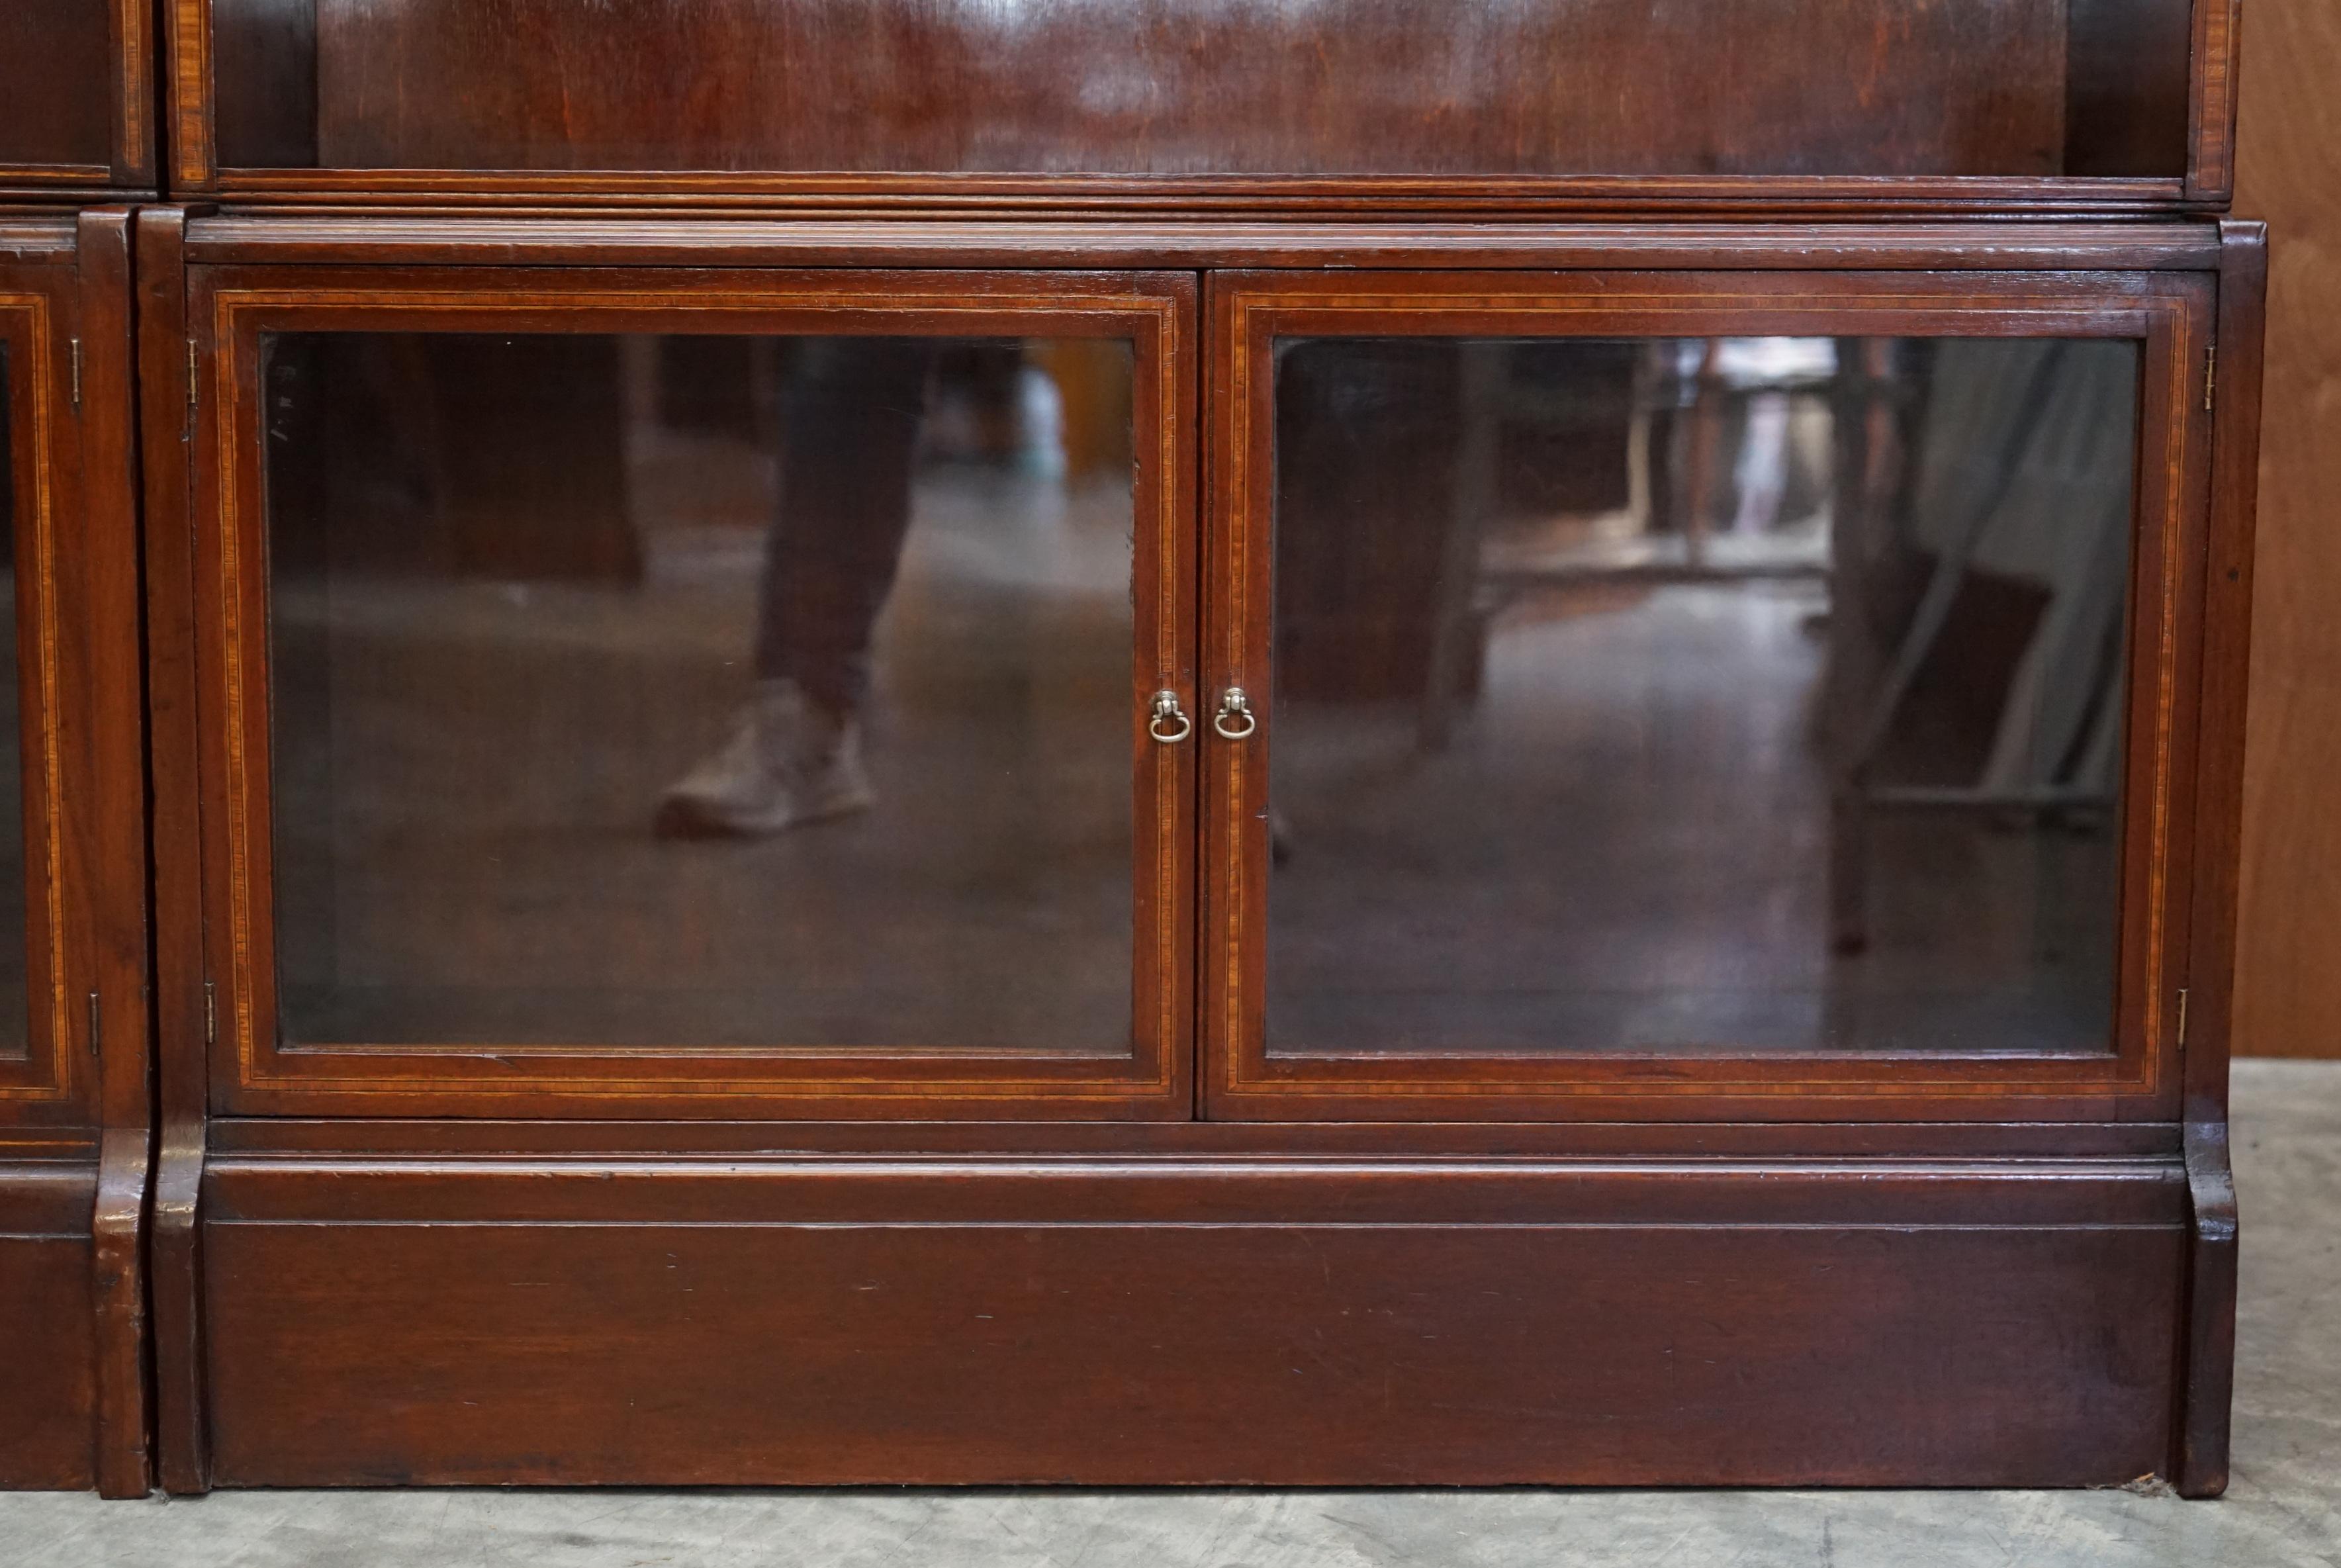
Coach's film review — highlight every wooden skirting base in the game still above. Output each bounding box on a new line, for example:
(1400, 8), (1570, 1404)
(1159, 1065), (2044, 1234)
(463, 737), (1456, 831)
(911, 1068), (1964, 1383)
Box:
(190, 1150), (2201, 1489)
(0, 1160), (99, 1490)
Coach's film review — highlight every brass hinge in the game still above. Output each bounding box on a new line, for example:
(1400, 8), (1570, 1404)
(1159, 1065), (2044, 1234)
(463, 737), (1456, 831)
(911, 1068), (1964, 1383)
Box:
(2177, 987), (2191, 1047)
(69, 339), (83, 410)
(87, 990), (101, 1058)
(2204, 344), (2217, 413)
(203, 980), (216, 1047)
(186, 340), (199, 423)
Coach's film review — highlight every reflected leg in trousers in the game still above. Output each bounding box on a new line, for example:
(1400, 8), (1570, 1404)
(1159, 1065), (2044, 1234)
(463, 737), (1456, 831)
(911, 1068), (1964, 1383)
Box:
(658, 338), (937, 839)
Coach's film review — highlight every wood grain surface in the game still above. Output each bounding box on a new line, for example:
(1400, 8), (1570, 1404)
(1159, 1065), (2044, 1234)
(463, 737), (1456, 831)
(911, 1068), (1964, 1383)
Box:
(197, 1153), (2187, 1487)
(0, 0), (111, 171)
(304, 0), (2080, 178)
(2233, 0), (2341, 1057)
(169, 0), (2220, 207)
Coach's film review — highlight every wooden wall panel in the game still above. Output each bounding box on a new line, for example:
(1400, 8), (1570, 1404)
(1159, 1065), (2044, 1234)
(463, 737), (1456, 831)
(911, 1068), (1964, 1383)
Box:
(2233, 0), (2341, 1057)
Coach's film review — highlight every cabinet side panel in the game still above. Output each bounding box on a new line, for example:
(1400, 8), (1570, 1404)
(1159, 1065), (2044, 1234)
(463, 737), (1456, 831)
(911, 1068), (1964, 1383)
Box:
(2232, 0), (2341, 1060)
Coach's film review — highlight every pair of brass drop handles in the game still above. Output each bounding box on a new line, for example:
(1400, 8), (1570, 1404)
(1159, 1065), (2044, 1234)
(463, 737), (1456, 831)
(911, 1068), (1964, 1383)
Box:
(1148, 688), (1254, 743)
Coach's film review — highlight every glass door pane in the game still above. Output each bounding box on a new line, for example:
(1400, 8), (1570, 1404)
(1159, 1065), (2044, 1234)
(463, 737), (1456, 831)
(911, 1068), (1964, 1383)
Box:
(1268, 335), (2134, 1057)
(268, 332), (1137, 1052)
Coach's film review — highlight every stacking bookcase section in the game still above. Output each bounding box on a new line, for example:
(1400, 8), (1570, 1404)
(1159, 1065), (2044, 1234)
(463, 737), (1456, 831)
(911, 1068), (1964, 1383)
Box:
(134, 213), (2264, 1493)
(1, 0), (167, 1496)
(163, 0), (2236, 207)
(0, 212), (153, 1495)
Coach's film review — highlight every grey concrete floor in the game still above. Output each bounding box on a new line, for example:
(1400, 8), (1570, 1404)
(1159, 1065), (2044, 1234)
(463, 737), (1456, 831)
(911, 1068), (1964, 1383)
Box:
(5, 1059), (2337, 1568)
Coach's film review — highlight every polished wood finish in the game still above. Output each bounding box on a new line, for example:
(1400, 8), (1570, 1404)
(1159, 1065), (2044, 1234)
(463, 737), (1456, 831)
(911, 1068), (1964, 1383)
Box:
(0, 244), (81, 1117)
(302, 0), (2079, 176)
(118, 211), (2260, 1490)
(1205, 267), (2215, 1123)
(2231, 0), (2341, 1058)
(0, 0), (155, 195)
(68, 0), (2262, 1499)
(0, 1166), (97, 1489)
(0, 1), (113, 175)
(211, 0), (318, 173)
(136, 207), (214, 1497)
(176, 216), (2230, 273)
(175, 171), (2214, 214)
(2170, 220), (2268, 1500)
(0, 213), (154, 1152)
(2064, 0), (2193, 178)
(164, 0), (2228, 207)
(184, 264), (1197, 1120)
(0, 213), (154, 1497)
(207, 1113), (2191, 1160)
(2187, 0), (2247, 203)
(198, 1151), (2185, 1487)
(73, 211), (155, 1502)
(0, 224), (97, 1493)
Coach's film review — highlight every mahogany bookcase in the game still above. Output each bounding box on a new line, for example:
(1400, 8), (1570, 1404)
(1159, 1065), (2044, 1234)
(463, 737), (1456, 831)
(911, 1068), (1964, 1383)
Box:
(22, 0), (2286, 1493)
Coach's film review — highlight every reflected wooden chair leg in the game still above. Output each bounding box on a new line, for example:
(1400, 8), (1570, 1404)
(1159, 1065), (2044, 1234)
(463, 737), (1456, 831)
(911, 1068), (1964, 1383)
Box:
(1823, 340), (1884, 959)
(1419, 342), (1504, 754)
(1681, 338), (1727, 571)
(618, 334), (665, 539)
(1831, 780), (1870, 956)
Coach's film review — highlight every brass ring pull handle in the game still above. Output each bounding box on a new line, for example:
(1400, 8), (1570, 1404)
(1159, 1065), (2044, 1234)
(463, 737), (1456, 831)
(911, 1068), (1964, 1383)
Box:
(1148, 690), (1193, 744)
(1213, 687), (1258, 741)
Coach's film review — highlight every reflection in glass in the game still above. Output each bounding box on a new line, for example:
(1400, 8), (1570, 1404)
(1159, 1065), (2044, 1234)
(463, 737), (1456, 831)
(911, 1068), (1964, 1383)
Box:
(265, 333), (1136, 1050)
(1268, 336), (2138, 1056)
(0, 344), (24, 1054)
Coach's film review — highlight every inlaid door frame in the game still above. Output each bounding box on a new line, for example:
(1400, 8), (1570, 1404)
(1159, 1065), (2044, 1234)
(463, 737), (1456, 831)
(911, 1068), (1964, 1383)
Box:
(1201, 266), (2219, 1123)
(169, 263), (1199, 1121)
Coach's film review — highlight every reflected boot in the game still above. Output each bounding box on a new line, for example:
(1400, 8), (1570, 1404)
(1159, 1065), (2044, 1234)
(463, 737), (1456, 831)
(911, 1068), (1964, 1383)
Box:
(655, 679), (875, 839)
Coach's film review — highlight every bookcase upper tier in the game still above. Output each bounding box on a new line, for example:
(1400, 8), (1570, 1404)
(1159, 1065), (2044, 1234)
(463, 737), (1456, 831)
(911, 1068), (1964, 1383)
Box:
(185, 0), (2223, 199)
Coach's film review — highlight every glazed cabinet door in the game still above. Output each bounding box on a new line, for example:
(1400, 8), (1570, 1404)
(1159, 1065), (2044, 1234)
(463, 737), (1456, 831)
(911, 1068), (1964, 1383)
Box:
(0, 265), (79, 1115)
(0, 217), (151, 1494)
(185, 267), (1197, 1118)
(0, 233), (144, 1127)
(1205, 269), (2215, 1121)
